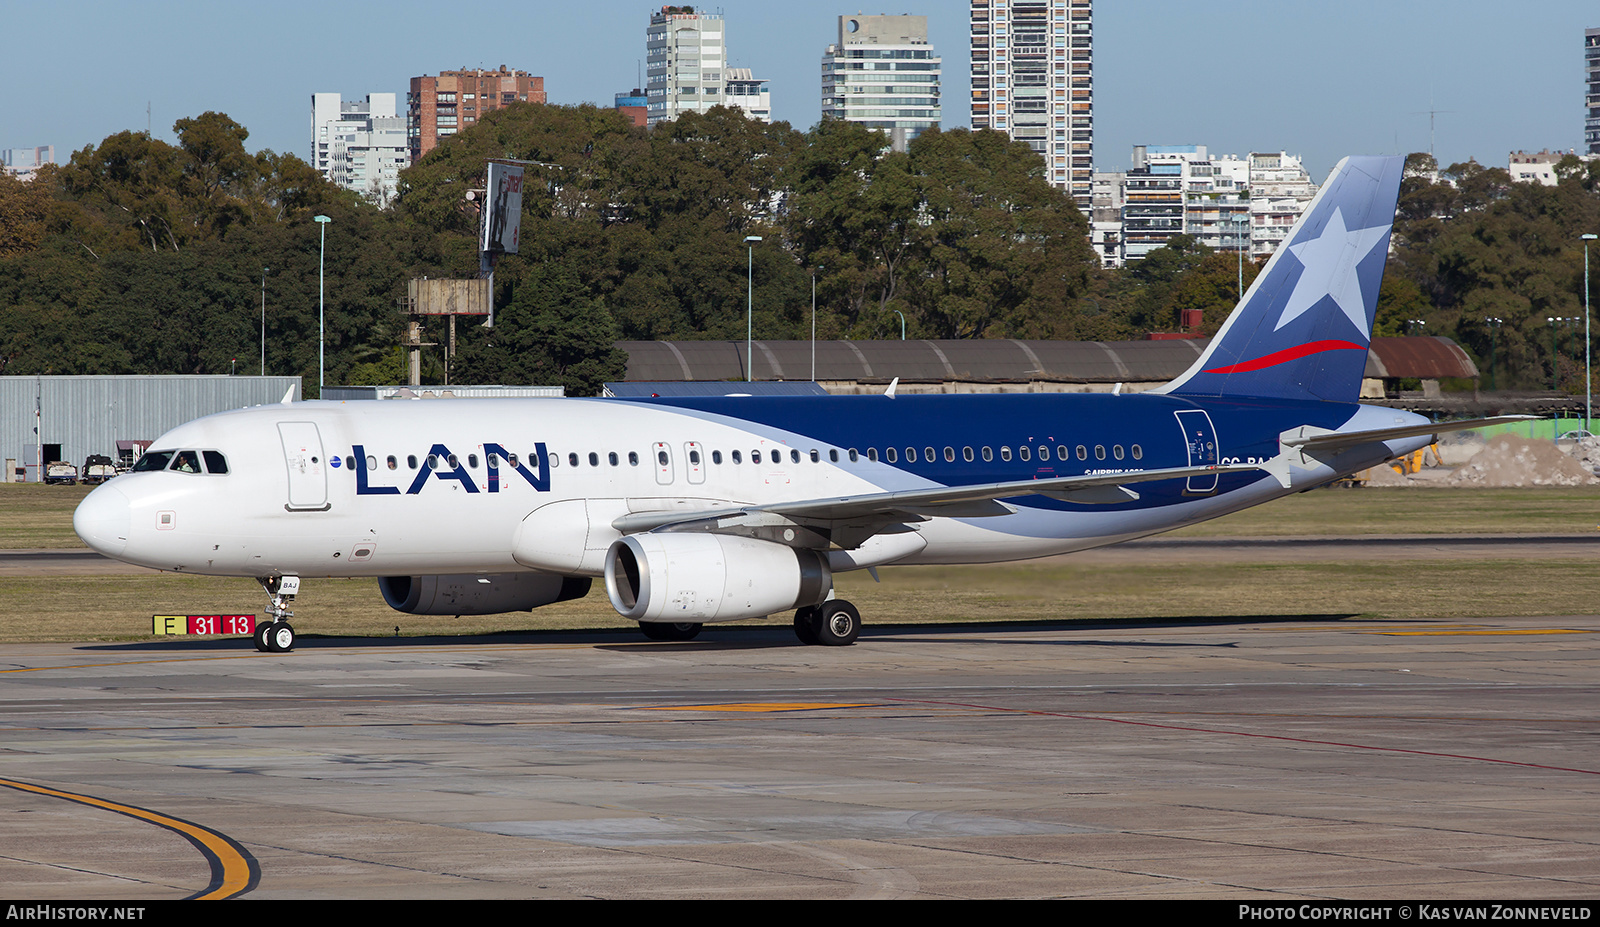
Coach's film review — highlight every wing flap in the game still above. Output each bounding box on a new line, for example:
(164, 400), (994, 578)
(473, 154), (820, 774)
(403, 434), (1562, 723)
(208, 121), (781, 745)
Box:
(611, 463), (1261, 535)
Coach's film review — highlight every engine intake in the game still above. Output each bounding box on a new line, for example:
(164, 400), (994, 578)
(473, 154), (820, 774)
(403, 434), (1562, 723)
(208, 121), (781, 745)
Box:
(379, 573), (591, 615)
(605, 534), (831, 623)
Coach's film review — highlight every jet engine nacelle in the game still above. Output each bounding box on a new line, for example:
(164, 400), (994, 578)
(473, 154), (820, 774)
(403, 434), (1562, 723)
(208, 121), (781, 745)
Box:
(605, 533), (832, 623)
(378, 573), (591, 616)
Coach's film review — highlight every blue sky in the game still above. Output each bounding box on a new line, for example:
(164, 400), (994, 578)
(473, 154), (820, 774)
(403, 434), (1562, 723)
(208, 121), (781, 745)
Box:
(2, 1), (1595, 181)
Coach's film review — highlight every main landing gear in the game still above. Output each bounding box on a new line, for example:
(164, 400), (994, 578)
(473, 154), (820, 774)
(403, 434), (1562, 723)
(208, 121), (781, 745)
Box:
(634, 600), (862, 646)
(793, 600), (860, 646)
(254, 575), (300, 653)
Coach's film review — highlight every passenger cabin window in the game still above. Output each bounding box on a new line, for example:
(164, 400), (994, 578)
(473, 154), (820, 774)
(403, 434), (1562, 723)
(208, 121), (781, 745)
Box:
(588, 452), (599, 467)
(408, 455), (418, 469)
(630, 451), (640, 466)
(1095, 445), (1106, 460)
(751, 450), (762, 464)
(569, 453), (580, 467)
(867, 448), (878, 462)
(1000, 446), (1012, 462)
(712, 450), (723, 464)
(467, 454), (479, 468)
(1019, 446), (1030, 462)
(885, 447), (898, 463)
(1057, 445), (1069, 461)
(387, 455), (398, 470)
(1132, 444), (1143, 460)
(982, 447), (993, 462)
(1113, 445), (1125, 460)
(732, 450), (743, 464)
(848, 449), (858, 462)
(1076, 445), (1087, 460)
(608, 452), (619, 467)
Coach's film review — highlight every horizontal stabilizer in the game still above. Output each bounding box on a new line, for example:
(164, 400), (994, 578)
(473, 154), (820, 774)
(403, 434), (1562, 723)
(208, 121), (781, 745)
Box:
(1282, 415), (1538, 453)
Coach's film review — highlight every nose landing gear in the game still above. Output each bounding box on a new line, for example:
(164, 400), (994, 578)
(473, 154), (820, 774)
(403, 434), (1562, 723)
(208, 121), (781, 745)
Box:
(254, 575), (300, 653)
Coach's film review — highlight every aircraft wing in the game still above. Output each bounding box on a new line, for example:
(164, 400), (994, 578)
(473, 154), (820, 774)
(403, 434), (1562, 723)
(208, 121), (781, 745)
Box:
(611, 462), (1264, 535)
(1281, 415), (1537, 453)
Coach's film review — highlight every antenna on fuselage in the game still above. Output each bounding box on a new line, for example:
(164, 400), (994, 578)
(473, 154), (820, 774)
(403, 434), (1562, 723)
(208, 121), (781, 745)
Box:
(280, 384), (297, 404)
(884, 377), (899, 399)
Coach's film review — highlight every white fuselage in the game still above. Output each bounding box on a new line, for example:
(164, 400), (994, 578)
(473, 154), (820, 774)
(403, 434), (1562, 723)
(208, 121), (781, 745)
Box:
(72, 396), (1428, 583)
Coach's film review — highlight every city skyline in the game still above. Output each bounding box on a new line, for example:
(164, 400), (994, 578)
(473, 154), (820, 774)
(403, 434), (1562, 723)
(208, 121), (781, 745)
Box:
(2, 0), (1596, 184)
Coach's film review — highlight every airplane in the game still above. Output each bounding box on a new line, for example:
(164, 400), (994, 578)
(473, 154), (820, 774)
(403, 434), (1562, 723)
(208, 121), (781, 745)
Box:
(72, 155), (1526, 653)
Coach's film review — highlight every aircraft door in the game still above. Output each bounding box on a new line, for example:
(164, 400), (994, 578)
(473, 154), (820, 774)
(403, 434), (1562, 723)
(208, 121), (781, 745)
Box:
(684, 442), (705, 485)
(653, 442), (674, 485)
(278, 422), (329, 509)
(1173, 409), (1219, 494)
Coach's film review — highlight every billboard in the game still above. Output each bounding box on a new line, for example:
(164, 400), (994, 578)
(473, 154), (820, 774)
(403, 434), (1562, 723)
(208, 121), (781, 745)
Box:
(481, 162), (524, 254)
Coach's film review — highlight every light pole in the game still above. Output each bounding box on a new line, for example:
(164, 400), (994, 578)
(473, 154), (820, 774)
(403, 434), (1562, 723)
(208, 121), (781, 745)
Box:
(891, 309), (906, 340)
(1583, 233), (1596, 431)
(260, 267), (268, 376)
(1233, 212), (1249, 300)
(1484, 317), (1503, 392)
(744, 235), (762, 382)
(811, 266), (822, 382)
(314, 215), (332, 394)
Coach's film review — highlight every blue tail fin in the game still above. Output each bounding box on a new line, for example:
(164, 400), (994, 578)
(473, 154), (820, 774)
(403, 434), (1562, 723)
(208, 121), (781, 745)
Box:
(1158, 155), (1404, 403)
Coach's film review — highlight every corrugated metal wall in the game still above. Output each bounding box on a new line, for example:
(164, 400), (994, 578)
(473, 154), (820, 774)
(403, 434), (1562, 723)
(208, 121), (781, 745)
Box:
(2, 376), (300, 480)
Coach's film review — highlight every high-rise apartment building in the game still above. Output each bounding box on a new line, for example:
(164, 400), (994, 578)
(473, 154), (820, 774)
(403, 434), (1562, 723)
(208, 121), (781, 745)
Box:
(647, 7), (727, 125)
(311, 93), (407, 205)
(725, 68), (772, 122)
(1108, 145), (1310, 266)
(407, 67), (546, 163)
(1586, 27), (1599, 155)
(970, 0), (1092, 208)
(1, 146), (53, 182)
(821, 14), (941, 153)
(1248, 151), (1317, 260)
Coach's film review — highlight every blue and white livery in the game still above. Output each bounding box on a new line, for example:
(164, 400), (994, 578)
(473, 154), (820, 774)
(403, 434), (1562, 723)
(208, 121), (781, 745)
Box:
(72, 156), (1516, 651)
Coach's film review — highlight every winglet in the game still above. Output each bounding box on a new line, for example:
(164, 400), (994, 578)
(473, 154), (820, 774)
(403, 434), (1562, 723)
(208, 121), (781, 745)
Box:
(280, 384), (297, 404)
(884, 377), (899, 399)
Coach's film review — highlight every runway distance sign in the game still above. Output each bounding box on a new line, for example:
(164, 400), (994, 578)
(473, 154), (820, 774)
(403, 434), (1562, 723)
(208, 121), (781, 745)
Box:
(153, 615), (257, 636)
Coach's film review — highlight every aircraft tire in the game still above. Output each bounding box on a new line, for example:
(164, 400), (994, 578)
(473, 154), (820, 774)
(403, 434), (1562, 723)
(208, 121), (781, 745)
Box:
(265, 622), (296, 653)
(793, 607), (819, 645)
(253, 622), (274, 653)
(812, 601), (860, 647)
(640, 621), (702, 642)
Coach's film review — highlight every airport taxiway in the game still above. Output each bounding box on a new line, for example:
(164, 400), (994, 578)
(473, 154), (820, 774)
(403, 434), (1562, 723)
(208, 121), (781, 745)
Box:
(1, 613), (1597, 899)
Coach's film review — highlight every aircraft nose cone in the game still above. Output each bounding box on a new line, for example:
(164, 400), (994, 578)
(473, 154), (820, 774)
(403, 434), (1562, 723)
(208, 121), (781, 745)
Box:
(74, 483), (131, 558)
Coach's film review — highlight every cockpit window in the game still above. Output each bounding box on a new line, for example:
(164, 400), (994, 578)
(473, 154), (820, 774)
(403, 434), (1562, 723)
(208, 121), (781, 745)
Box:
(202, 450), (229, 474)
(133, 450), (174, 472)
(170, 450), (202, 473)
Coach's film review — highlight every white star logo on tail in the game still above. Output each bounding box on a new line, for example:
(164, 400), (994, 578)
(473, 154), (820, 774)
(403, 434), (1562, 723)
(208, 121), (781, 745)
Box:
(1273, 207), (1390, 338)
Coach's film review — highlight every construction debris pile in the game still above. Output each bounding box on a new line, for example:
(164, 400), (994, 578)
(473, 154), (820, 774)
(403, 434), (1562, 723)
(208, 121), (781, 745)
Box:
(1561, 435), (1600, 477)
(1444, 434), (1600, 487)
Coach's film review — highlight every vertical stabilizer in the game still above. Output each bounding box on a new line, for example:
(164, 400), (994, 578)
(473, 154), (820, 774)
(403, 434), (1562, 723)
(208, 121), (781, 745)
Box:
(1156, 155), (1404, 403)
